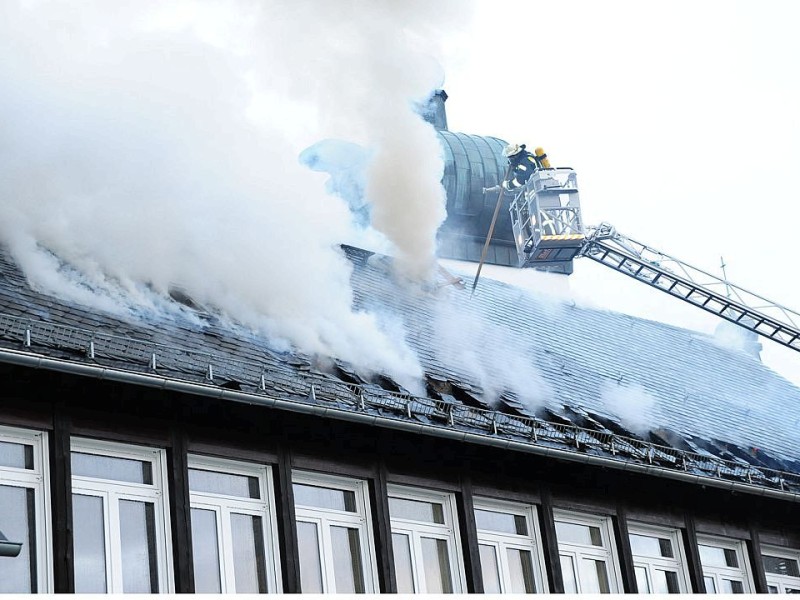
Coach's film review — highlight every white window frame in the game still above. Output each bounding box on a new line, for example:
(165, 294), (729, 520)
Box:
(760, 545), (800, 594)
(0, 425), (53, 593)
(387, 483), (467, 594)
(696, 534), (754, 594)
(188, 455), (281, 593)
(627, 522), (691, 593)
(292, 470), (379, 593)
(553, 509), (623, 593)
(70, 437), (174, 593)
(473, 496), (548, 593)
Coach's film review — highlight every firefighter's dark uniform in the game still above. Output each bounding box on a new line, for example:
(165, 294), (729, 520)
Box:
(502, 146), (540, 191)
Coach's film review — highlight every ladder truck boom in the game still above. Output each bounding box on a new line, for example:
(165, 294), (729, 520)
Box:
(478, 166), (800, 354)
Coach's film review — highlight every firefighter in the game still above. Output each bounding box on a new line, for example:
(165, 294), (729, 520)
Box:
(501, 143), (543, 191)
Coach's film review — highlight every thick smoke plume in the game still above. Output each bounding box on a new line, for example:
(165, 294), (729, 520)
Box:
(0, 0), (470, 388)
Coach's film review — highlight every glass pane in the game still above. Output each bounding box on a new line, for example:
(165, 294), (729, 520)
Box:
(507, 548), (536, 593)
(722, 579), (745, 594)
(389, 496), (444, 524)
(560, 554), (578, 593)
(297, 521), (323, 593)
(71, 452), (152, 484)
(0, 441), (33, 469)
(331, 526), (365, 593)
(724, 548), (740, 568)
(189, 468), (260, 499)
(421, 537), (453, 593)
(768, 584), (779, 593)
(654, 569), (681, 593)
(704, 575), (717, 593)
(786, 585), (800, 593)
(475, 509), (527, 535)
(0, 486), (36, 593)
(556, 520), (604, 547)
(580, 558), (611, 593)
(479, 544), (501, 593)
(231, 513), (267, 593)
(392, 533), (415, 593)
(73, 494), (108, 593)
(699, 544), (734, 568)
(630, 533), (673, 558)
(119, 500), (158, 593)
(635, 565), (650, 593)
(191, 508), (222, 593)
(764, 554), (800, 577)
(293, 483), (356, 512)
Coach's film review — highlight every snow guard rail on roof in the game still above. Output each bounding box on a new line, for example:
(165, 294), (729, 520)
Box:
(1, 312), (799, 500)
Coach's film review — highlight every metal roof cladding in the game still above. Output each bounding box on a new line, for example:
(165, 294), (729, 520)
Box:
(1, 243), (799, 499)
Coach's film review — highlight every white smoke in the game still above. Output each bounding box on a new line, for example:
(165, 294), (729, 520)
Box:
(599, 380), (662, 436)
(0, 0), (472, 387)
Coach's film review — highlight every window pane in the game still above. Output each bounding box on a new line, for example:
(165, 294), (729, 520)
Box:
(119, 500), (158, 593)
(392, 533), (415, 593)
(507, 548), (536, 593)
(331, 526), (365, 593)
(722, 579), (745, 593)
(479, 544), (501, 593)
(0, 441), (33, 469)
(191, 508), (222, 593)
(297, 521), (324, 593)
(630, 533), (673, 558)
(231, 513), (267, 593)
(475, 509), (527, 535)
(293, 483), (356, 512)
(580, 558), (611, 593)
(189, 468), (260, 499)
(699, 544), (735, 568)
(560, 554), (578, 593)
(764, 554), (800, 577)
(785, 585), (800, 593)
(389, 496), (444, 524)
(421, 537), (453, 593)
(71, 452), (152, 484)
(73, 494), (108, 593)
(635, 565), (650, 593)
(654, 569), (681, 593)
(768, 584), (779, 593)
(556, 521), (603, 547)
(0, 486), (36, 593)
(704, 575), (717, 593)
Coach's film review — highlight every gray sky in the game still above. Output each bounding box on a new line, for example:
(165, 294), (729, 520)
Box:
(1, 0), (797, 388)
(440, 0), (800, 386)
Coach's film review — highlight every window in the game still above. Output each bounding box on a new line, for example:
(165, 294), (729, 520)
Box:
(0, 425), (52, 593)
(554, 510), (622, 594)
(189, 455), (281, 593)
(70, 438), (173, 593)
(388, 484), (466, 594)
(762, 546), (800, 594)
(696, 535), (753, 593)
(292, 471), (379, 593)
(628, 523), (690, 593)
(473, 497), (548, 593)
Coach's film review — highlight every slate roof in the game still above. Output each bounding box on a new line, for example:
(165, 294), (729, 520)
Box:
(1, 243), (800, 498)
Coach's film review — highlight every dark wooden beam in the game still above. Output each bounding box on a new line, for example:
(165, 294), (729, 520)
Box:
(49, 405), (73, 593)
(747, 524), (769, 593)
(274, 443), (300, 593)
(167, 428), (194, 592)
(612, 504), (637, 592)
(681, 513), (705, 592)
(369, 460), (396, 593)
(538, 488), (564, 593)
(456, 476), (483, 593)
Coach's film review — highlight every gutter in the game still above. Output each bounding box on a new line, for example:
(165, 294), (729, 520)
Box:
(2, 347), (799, 503)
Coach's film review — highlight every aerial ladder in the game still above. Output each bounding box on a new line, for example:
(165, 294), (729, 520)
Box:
(473, 166), (800, 354)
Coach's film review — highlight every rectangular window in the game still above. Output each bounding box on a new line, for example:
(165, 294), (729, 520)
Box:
(473, 497), (548, 593)
(387, 484), (466, 594)
(554, 510), (622, 594)
(762, 546), (800, 594)
(293, 471), (379, 593)
(188, 455), (281, 593)
(70, 438), (173, 593)
(628, 523), (690, 593)
(0, 425), (52, 593)
(697, 535), (753, 594)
